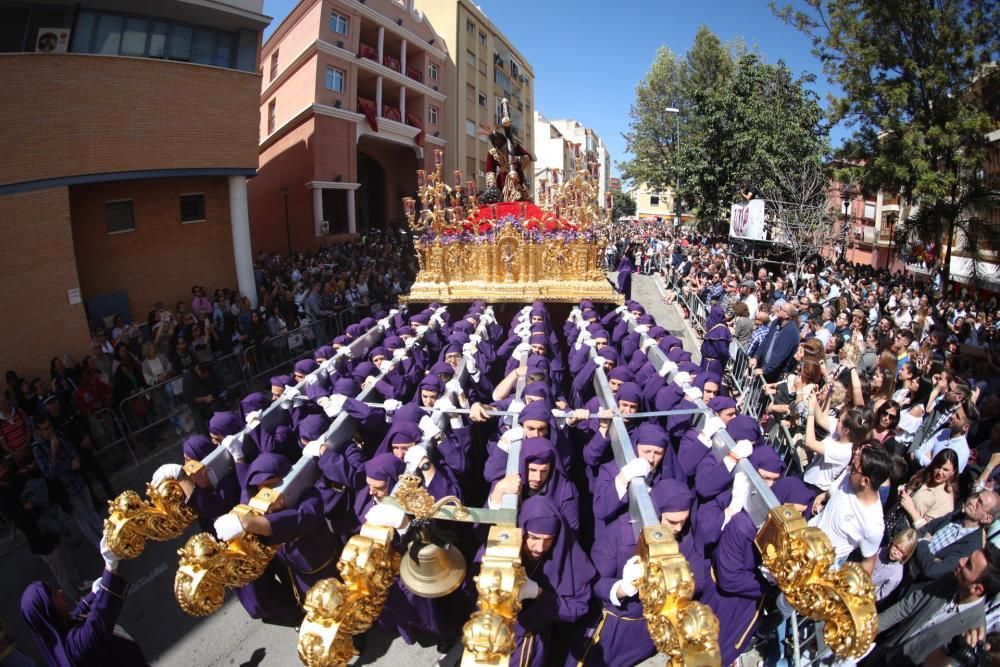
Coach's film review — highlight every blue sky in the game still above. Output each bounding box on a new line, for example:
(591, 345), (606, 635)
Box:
(262, 0), (844, 179)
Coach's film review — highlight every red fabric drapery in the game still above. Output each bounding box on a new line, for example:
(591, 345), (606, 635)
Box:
(358, 43), (378, 61)
(382, 54), (401, 73)
(406, 112), (424, 146)
(382, 105), (401, 122)
(358, 97), (378, 131)
(405, 66), (422, 82)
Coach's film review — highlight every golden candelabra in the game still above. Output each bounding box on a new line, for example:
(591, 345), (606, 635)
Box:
(536, 150), (613, 232)
(755, 505), (878, 659)
(460, 525), (525, 667)
(403, 150), (471, 236)
(638, 526), (721, 667)
(173, 487), (285, 616)
(103, 478), (198, 560)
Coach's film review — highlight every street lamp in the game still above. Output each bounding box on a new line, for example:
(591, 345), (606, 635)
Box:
(885, 211), (898, 271)
(665, 107), (680, 227)
(840, 186), (855, 263)
(280, 186), (292, 257)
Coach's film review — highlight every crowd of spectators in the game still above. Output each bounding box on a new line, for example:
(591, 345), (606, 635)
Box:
(0, 231), (414, 606)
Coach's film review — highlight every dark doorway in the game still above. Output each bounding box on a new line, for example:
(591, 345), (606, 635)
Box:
(321, 189), (349, 234)
(357, 152), (385, 232)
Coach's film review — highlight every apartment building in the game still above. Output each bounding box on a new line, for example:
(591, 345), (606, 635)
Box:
(0, 0), (267, 378)
(249, 0), (448, 253)
(533, 113), (611, 199)
(413, 0), (534, 194)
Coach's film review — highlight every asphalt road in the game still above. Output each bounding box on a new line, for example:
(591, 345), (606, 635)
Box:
(1, 274), (680, 666)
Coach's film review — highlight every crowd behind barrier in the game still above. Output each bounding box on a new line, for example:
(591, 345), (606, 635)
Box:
(6, 218), (1000, 667)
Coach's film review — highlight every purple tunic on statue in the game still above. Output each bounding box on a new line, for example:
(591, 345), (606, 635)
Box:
(21, 569), (148, 667)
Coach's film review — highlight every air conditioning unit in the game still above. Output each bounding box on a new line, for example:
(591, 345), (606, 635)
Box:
(320, 220), (330, 235)
(36, 28), (70, 53)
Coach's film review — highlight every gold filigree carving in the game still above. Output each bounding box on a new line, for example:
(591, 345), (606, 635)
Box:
(297, 523), (400, 667)
(173, 504), (279, 617)
(754, 504), (877, 659)
(461, 525), (525, 667)
(638, 526), (721, 667)
(393, 473), (471, 521)
(103, 479), (198, 560)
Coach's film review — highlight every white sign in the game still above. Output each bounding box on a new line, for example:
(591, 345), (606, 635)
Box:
(730, 199), (766, 240)
(36, 28), (70, 53)
(67, 288), (81, 305)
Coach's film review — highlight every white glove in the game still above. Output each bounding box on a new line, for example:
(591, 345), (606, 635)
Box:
(305, 372), (320, 386)
(415, 324), (429, 335)
(362, 376), (377, 392)
(576, 328), (587, 344)
(463, 353), (478, 375)
(615, 304), (628, 314)
(99, 536), (120, 571)
(419, 415), (443, 440)
(513, 342), (532, 362)
(404, 444), (429, 469)
(683, 386), (703, 401)
(634, 324), (650, 335)
(324, 393), (347, 418)
(152, 463), (184, 486)
(365, 502), (406, 529)
(404, 335), (418, 350)
(445, 379), (463, 397)
(91, 579), (102, 594)
(463, 342), (476, 356)
(303, 439), (324, 457)
(469, 334), (482, 344)
(722, 472), (751, 529)
(279, 386), (301, 408)
(641, 337), (657, 352)
(434, 395), (456, 412)
(431, 313), (445, 327)
(622, 555), (644, 586)
(620, 457), (652, 481)
(223, 434), (244, 463)
(616, 577), (638, 599)
(378, 317), (392, 331)
(731, 439), (754, 460)
(657, 360), (678, 378)
(672, 371), (692, 387)
(382, 398), (402, 415)
(393, 348), (407, 361)
(244, 409), (262, 426)
(498, 426), (524, 453)
(214, 514), (245, 542)
(518, 579), (540, 600)
(378, 360), (394, 374)
(388, 308), (400, 318)
(341, 347), (355, 360)
(701, 416), (725, 439)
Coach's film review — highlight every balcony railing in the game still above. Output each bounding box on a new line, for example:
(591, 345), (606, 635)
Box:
(359, 43), (378, 61)
(382, 104), (401, 122)
(405, 65), (422, 83)
(382, 53), (401, 73)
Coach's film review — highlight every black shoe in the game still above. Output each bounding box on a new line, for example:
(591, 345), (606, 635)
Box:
(436, 636), (457, 659)
(353, 633), (367, 655)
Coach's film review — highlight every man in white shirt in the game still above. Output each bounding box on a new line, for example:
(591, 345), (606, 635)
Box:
(915, 401), (974, 472)
(739, 280), (759, 319)
(809, 445), (892, 573)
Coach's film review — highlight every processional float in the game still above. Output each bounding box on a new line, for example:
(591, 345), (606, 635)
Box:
(100, 98), (875, 666)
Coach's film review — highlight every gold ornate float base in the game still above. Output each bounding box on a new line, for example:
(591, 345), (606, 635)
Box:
(755, 504), (877, 659)
(297, 523), (400, 667)
(104, 479), (198, 560)
(638, 526), (721, 667)
(401, 225), (621, 305)
(461, 525), (525, 667)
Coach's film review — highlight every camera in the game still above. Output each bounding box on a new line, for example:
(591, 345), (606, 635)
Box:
(945, 633), (987, 667)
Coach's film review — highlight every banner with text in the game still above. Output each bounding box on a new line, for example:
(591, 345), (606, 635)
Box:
(729, 199), (766, 240)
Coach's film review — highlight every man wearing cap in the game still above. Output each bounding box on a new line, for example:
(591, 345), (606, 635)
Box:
(739, 280), (759, 319)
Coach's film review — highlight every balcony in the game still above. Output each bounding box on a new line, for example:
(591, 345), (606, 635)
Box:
(383, 53), (401, 74)
(359, 42), (378, 61)
(406, 65), (422, 83)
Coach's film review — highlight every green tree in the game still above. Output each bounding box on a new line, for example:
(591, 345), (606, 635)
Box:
(620, 46), (684, 194)
(772, 0), (1000, 286)
(611, 191), (637, 220)
(676, 54), (828, 230)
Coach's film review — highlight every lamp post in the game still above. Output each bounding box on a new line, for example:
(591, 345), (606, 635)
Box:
(280, 187), (292, 257)
(665, 106), (680, 228)
(885, 211), (898, 271)
(840, 186), (855, 263)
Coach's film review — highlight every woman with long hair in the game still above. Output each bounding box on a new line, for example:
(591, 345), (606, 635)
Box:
(894, 448), (959, 531)
(870, 350), (899, 411)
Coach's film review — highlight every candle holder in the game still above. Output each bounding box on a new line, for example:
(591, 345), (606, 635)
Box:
(490, 204), (498, 220)
(417, 170), (426, 187)
(434, 150), (443, 166)
(454, 170), (463, 188)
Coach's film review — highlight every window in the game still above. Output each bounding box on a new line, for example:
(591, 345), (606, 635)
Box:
(120, 18), (148, 56)
(191, 28), (215, 64)
(650, 195), (660, 205)
(466, 119), (476, 137)
(467, 157), (477, 180)
(510, 57), (521, 79)
(330, 12), (349, 36)
(466, 83), (476, 104)
(148, 22), (168, 58)
(428, 105), (438, 125)
(106, 200), (135, 234)
(863, 202), (876, 219)
(267, 99), (276, 134)
(168, 24), (192, 60)
(479, 30), (486, 45)
(180, 194), (205, 223)
(466, 19), (476, 34)
(94, 14), (123, 54)
(478, 93), (486, 107)
(325, 66), (344, 92)
(428, 62), (438, 81)
(494, 68), (510, 90)
(269, 50), (278, 80)
(466, 49), (475, 66)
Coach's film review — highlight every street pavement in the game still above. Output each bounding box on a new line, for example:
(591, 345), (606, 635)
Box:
(0, 275), (680, 666)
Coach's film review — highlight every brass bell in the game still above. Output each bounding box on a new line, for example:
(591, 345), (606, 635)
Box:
(400, 539), (467, 599)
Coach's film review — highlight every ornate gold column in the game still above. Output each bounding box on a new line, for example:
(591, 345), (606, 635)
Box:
(103, 477), (198, 559)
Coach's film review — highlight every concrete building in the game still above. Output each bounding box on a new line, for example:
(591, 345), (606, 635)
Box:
(413, 0), (534, 194)
(250, 0), (449, 254)
(533, 115), (611, 200)
(629, 183), (678, 221)
(0, 0), (267, 378)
